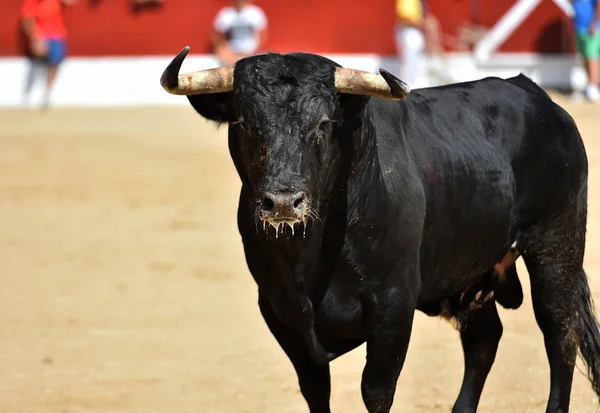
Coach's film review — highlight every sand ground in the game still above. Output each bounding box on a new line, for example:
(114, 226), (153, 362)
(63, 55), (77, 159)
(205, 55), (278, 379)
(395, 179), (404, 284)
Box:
(1, 98), (600, 413)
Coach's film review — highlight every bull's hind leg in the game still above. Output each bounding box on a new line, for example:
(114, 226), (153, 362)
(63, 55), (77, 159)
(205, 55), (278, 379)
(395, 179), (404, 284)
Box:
(523, 259), (582, 412)
(452, 300), (503, 413)
(524, 262), (582, 413)
(521, 205), (587, 413)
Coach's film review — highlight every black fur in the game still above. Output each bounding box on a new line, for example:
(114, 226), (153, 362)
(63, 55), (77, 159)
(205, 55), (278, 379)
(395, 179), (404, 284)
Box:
(180, 51), (600, 413)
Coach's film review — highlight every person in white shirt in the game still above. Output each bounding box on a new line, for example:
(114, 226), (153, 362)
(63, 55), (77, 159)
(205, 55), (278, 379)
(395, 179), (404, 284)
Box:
(212, 0), (268, 65)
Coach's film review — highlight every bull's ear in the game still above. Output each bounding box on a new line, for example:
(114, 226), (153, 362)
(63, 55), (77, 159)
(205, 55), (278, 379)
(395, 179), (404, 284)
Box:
(186, 93), (235, 125)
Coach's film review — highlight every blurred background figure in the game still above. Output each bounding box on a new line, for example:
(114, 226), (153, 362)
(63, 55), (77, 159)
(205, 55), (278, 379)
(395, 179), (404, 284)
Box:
(395, 0), (446, 87)
(421, 4), (451, 85)
(423, 9), (443, 57)
(445, 0), (488, 53)
(395, 0), (427, 88)
(211, 0), (268, 66)
(572, 0), (600, 102)
(21, 0), (77, 108)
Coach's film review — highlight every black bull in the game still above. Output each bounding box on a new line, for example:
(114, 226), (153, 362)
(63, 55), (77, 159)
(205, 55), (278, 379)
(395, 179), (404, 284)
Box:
(161, 47), (600, 413)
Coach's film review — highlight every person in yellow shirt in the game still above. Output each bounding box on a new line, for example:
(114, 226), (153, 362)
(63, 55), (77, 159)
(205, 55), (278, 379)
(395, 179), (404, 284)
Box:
(395, 0), (427, 87)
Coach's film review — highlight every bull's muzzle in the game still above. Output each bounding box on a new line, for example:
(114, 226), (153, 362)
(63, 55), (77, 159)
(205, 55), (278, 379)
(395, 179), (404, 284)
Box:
(262, 191), (306, 220)
(258, 191), (309, 238)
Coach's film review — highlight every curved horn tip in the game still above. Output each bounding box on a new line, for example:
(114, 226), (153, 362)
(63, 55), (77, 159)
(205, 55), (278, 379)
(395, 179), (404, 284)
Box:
(160, 46), (192, 92)
(379, 68), (410, 99)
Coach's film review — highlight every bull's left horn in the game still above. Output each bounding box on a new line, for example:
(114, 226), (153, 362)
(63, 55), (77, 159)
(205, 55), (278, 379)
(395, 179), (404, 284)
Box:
(334, 67), (410, 100)
(160, 46), (234, 95)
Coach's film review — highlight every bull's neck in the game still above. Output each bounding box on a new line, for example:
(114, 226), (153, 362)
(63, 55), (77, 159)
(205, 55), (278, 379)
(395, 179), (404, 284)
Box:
(344, 106), (384, 212)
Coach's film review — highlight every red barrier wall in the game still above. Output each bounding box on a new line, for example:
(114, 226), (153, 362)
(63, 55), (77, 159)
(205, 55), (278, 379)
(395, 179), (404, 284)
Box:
(0, 0), (575, 57)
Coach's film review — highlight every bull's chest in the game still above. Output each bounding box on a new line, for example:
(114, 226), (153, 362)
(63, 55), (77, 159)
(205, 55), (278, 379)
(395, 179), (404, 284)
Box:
(315, 283), (365, 341)
(266, 274), (366, 345)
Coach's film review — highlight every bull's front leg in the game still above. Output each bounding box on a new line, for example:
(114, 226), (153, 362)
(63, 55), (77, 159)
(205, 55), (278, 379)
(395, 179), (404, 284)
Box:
(360, 282), (418, 413)
(258, 294), (332, 413)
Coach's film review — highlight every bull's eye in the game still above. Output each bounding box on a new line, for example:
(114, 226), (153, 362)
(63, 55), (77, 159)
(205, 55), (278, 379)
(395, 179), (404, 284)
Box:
(239, 122), (250, 133)
(232, 118), (250, 133)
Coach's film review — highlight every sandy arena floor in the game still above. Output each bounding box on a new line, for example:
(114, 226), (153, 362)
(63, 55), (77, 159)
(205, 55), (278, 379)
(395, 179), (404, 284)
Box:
(1, 97), (600, 413)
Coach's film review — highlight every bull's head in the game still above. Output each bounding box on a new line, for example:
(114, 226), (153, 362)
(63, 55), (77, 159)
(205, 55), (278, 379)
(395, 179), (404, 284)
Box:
(161, 46), (409, 239)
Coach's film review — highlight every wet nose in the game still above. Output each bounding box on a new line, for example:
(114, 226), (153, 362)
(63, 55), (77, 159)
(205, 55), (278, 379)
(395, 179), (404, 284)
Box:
(262, 191), (306, 216)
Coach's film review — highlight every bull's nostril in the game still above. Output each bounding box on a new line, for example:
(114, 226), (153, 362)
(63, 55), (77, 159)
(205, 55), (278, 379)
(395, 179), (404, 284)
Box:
(293, 196), (305, 209)
(263, 196), (274, 211)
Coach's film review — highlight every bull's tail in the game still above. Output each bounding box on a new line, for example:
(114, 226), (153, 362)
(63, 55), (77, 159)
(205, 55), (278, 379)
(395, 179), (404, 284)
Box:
(577, 268), (600, 397)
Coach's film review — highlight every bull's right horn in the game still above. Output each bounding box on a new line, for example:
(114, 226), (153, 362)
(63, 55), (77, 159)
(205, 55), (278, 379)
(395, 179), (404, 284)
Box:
(334, 67), (410, 100)
(160, 46), (234, 95)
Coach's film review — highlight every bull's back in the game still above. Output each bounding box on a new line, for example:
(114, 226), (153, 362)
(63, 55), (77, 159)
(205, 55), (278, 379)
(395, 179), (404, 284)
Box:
(404, 74), (586, 226)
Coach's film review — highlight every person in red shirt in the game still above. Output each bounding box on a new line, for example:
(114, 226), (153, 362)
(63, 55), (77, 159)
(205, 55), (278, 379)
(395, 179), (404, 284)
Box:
(21, 0), (76, 107)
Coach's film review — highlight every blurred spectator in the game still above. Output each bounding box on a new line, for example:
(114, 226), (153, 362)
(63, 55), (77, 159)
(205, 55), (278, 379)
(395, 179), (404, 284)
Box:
(212, 0), (268, 66)
(422, 8), (451, 85)
(395, 0), (425, 86)
(446, 0), (488, 52)
(423, 10), (443, 56)
(572, 0), (600, 102)
(21, 0), (76, 108)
